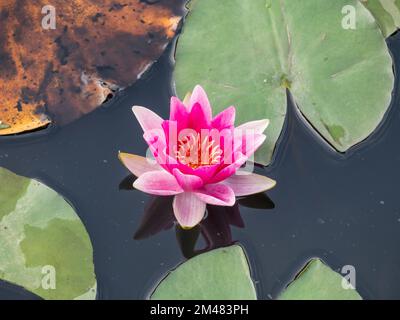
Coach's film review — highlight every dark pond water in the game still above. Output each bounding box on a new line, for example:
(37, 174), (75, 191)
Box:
(1, 31), (400, 300)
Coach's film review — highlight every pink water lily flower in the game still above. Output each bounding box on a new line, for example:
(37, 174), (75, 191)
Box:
(119, 85), (276, 228)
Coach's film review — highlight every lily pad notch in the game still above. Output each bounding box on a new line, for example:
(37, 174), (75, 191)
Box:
(174, 0), (394, 165)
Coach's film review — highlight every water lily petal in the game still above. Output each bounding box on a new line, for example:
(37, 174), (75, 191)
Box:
(132, 106), (164, 132)
(208, 152), (248, 184)
(170, 97), (189, 130)
(194, 183), (235, 206)
(118, 152), (161, 177)
(223, 173), (276, 196)
(234, 132), (266, 158)
(235, 119), (270, 134)
(173, 192), (206, 228)
(173, 168), (204, 191)
(212, 106), (236, 129)
(244, 133), (266, 157)
(143, 129), (168, 162)
(189, 85), (212, 119)
(133, 171), (183, 196)
(184, 164), (220, 184)
(189, 102), (211, 131)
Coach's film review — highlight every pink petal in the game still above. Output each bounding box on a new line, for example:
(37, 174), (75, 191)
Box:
(133, 171), (183, 196)
(161, 120), (176, 152)
(194, 183), (235, 206)
(143, 130), (183, 173)
(235, 119), (270, 134)
(211, 106), (236, 130)
(244, 133), (266, 157)
(143, 129), (168, 163)
(189, 85), (212, 119)
(172, 168), (204, 191)
(188, 102), (211, 131)
(170, 97), (189, 131)
(208, 152), (248, 184)
(234, 132), (266, 158)
(182, 164), (220, 184)
(132, 106), (164, 132)
(118, 152), (161, 177)
(173, 192), (206, 228)
(223, 173), (276, 196)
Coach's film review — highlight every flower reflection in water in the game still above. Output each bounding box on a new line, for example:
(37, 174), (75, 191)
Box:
(121, 176), (274, 259)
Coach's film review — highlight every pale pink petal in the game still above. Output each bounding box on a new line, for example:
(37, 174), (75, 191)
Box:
(132, 106), (164, 132)
(234, 132), (266, 158)
(133, 171), (183, 196)
(189, 85), (212, 119)
(118, 152), (161, 177)
(173, 192), (206, 228)
(235, 119), (270, 134)
(208, 152), (248, 184)
(223, 173), (276, 196)
(194, 183), (235, 206)
(243, 133), (266, 157)
(172, 168), (204, 191)
(212, 106), (236, 129)
(143, 129), (167, 162)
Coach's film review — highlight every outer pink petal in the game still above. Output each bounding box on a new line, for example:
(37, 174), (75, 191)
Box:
(133, 171), (183, 196)
(194, 183), (235, 206)
(132, 106), (164, 132)
(173, 192), (206, 228)
(244, 133), (266, 157)
(189, 85), (212, 119)
(172, 168), (204, 191)
(143, 129), (167, 162)
(235, 119), (270, 134)
(211, 106), (236, 130)
(208, 152), (248, 184)
(234, 132), (266, 158)
(118, 152), (161, 177)
(223, 173), (276, 196)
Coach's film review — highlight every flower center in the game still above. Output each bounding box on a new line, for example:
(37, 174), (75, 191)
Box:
(175, 133), (222, 169)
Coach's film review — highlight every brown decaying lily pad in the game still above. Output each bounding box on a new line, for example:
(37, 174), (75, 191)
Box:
(0, 0), (186, 135)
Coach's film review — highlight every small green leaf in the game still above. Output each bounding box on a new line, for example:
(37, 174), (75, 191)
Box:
(0, 167), (96, 300)
(279, 259), (362, 300)
(151, 245), (257, 300)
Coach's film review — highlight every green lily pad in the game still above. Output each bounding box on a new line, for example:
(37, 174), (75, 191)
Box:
(362, 0), (400, 37)
(151, 245), (257, 300)
(279, 259), (362, 300)
(174, 0), (394, 165)
(0, 167), (96, 300)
